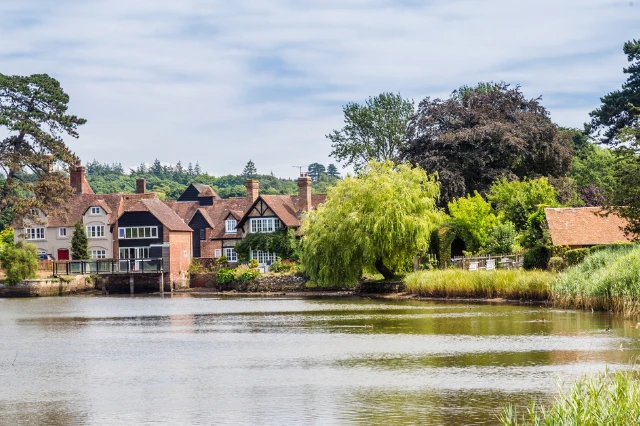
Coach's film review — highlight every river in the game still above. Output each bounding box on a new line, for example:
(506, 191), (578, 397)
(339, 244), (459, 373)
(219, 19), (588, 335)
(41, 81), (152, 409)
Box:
(1, 295), (639, 425)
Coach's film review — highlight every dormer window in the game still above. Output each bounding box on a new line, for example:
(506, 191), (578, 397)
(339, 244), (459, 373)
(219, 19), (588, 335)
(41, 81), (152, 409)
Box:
(90, 207), (101, 215)
(225, 219), (237, 233)
(30, 208), (38, 216)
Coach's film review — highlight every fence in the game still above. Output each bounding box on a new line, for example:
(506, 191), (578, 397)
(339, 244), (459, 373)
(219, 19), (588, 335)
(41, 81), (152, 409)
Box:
(37, 260), (54, 272)
(451, 254), (523, 270)
(53, 258), (164, 276)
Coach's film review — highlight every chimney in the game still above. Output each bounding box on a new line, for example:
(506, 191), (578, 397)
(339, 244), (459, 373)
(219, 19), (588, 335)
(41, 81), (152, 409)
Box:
(298, 173), (312, 212)
(246, 179), (259, 203)
(44, 154), (55, 173)
(70, 160), (87, 195)
(136, 178), (146, 194)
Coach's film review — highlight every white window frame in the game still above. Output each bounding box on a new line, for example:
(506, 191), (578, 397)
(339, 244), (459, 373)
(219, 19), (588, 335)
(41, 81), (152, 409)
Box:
(25, 227), (45, 240)
(224, 247), (238, 262)
(30, 208), (38, 216)
(90, 249), (107, 259)
(250, 250), (277, 265)
(86, 225), (105, 239)
(119, 247), (150, 259)
(225, 219), (237, 233)
(90, 206), (101, 215)
(214, 249), (222, 258)
(118, 226), (158, 239)
(58, 227), (67, 238)
(249, 217), (281, 233)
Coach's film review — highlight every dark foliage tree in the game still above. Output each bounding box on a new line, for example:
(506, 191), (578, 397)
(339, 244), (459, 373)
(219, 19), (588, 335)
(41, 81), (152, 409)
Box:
(327, 92), (414, 171)
(187, 162), (194, 177)
(588, 39), (640, 144)
(327, 164), (340, 179)
(242, 160), (257, 178)
(404, 82), (574, 206)
(194, 162), (201, 176)
(0, 73), (86, 227)
(71, 222), (89, 260)
(307, 163), (326, 182)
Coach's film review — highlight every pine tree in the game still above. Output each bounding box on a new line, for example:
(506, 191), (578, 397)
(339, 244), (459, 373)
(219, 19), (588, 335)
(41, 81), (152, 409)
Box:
(194, 162), (202, 176)
(308, 163), (326, 182)
(151, 158), (163, 176)
(187, 162), (194, 177)
(71, 222), (89, 260)
(327, 164), (340, 179)
(243, 160), (257, 178)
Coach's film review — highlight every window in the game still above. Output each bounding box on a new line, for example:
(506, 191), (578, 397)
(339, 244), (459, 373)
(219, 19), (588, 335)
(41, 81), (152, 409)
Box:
(118, 226), (158, 239)
(30, 208), (38, 216)
(200, 229), (206, 240)
(119, 247), (150, 259)
(90, 207), (101, 215)
(214, 249), (222, 258)
(90, 250), (106, 259)
(86, 225), (105, 238)
(249, 218), (281, 233)
(225, 219), (237, 233)
(58, 228), (67, 238)
(224, 247), (238, 262)
(25, 227), (45, 240)
(250, 250), (277, 265)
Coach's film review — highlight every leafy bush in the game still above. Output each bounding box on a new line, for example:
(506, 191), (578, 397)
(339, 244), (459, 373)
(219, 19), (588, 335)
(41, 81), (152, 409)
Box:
(548, 256), (567, 273)
(565, 248), (590, 266)
(216, 268), (235, 284)
(523, 245), (550, 270)
(485, 221), (518, 255)
(234, 265), (261, 283)
(448, 191), (500, 248)
(0, 228), (14, 247)
(248, 259), (259, 269)
(589, 243), (633, 255)
(270, 258), (297, 273)
(187, 259), (205, 274)
(0, 241), (38, 285)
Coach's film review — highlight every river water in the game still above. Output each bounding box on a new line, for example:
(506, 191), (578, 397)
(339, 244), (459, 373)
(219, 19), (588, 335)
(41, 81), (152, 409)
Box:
(1, 295), (639, 425)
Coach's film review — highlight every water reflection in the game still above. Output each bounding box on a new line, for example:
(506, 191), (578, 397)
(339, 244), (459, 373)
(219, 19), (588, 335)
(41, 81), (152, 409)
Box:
(1, 296), (639, 425)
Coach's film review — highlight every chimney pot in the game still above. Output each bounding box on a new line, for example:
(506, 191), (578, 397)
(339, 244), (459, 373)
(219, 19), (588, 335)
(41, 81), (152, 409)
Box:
(69, 160), (93, 195)
(246, 179), (259, 203)
(136, 178), (146, 194)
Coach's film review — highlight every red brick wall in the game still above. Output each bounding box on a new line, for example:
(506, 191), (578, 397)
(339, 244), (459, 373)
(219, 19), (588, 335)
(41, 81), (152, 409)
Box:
(201, 230), (222, 258)
(168, 231), (192, 284)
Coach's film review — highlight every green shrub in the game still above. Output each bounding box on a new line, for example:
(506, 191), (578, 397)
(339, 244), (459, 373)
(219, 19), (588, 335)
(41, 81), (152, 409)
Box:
(216, 268), (235, 284)
(234, 265), (261, 283)
(270, 258), (300, 273)
(523, 245), (550, 270)
(187, 259), (205, 274)
(0, 241), (38, 285)
(500, 369), (640, 425)
(548, 256), (567, 273)
(565, 248), (590, 266)
(589, 243), (633, 255)
(248, 258), (259, 269)
(485, 221), (518, 255)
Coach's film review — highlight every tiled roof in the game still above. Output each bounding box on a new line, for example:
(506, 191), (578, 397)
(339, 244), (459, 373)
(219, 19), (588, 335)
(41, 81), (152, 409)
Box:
(165, 198), (249, 239)
(46, 193), (126, 227)
(545, 207), (634, 246)
(126, 199), (192, 232)
(237, 194), (327, 228)
(197, 186), (218, 198)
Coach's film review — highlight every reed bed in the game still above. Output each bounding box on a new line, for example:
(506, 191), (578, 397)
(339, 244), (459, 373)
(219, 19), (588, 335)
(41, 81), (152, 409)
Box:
(499, 369), (640, 425)
(404, 269), (554, 300)
(553, 245), (640, 316)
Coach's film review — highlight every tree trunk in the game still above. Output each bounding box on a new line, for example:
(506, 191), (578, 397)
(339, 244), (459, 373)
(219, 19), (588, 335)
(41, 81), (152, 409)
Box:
(375, 258), (395, 280)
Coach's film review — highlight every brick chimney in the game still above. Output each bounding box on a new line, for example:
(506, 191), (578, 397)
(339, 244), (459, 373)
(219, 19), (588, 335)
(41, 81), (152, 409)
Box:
(69, 160), (93, 195)
(298, 173), (312, 212)
(136, 178), (146, 194)
(246, 179), (259, 203)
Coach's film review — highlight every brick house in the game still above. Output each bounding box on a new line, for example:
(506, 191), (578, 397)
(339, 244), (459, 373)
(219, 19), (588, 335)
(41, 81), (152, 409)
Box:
(545, 207), (635, 249)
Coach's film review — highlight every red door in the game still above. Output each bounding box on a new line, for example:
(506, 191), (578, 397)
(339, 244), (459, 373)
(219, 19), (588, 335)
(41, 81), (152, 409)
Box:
(58, 249), (70, 261)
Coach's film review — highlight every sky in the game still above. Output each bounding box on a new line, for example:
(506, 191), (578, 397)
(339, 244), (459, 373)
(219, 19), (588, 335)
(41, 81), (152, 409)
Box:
(1, 0), (638, 178)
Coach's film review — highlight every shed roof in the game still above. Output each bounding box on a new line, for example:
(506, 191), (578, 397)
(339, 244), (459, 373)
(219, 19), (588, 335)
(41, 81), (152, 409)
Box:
(545, 207), (634, 246)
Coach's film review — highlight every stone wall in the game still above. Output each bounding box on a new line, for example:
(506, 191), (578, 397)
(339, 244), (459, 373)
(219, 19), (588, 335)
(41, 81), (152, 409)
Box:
(190, 272), (310, 292)
(356, 281), (406, 294)
(0, 275), (94, 298)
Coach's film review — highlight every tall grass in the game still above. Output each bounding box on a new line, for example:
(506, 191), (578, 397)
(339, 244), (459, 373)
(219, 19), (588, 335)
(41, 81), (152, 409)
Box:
(404, 269), (554, 300)
(499, 369), (640, 426)
(553, 245), (640, 316)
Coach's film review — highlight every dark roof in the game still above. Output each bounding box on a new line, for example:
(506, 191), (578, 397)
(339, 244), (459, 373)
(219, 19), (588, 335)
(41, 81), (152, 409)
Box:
(545, 207), (634, 246)
(165, 198), (249, 239)
(126, 199), (192, 232)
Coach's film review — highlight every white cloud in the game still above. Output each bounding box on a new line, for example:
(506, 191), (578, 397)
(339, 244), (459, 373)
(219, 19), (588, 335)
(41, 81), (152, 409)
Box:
(0, 0), (638, 177)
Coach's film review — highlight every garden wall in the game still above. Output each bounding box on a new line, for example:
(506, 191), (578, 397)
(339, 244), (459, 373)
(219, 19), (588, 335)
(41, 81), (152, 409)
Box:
(190, 273), (309, 292)
(0, 275), (94, 298)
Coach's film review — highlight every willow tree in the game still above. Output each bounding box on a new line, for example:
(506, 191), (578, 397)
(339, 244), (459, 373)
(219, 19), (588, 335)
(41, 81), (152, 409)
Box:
(0, 73), (85, 227)
(301, 161), (443, 286)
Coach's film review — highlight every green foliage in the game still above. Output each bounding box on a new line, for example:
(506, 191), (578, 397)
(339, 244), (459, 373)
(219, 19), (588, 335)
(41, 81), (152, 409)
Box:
(242, 160), (257, 178)
(588, 38), (640, 144)
(0, 228), (14, 247)
(548, 256), (567, 273)
(327, 164), (341, 179)
(307, 163), (326, 183)
(234, 229), (299, 261)
(302, 161), (443, 286)
(327, 92), (414, 171)
(590, 243), (633, 255)
(488, 177), (558, 231)
(404, 269), (553, 300)
(569, 140), (616, 196)
(565, 248), (591, 266)
(519, 205), (552, 250)
(71, 222), (89, 260)
(188, 259), (205, 274)
(0, 241), (38, 285)
(0, 73), (86, 227)
(448, 191), (500, 248)
(485, 222), (518, 255)
(523, 245), (550, 270)
(431, 225), (477, 266)
(248, 259), (259, 269)
(233, 265), (261, 283)
(216, 268), (235, 284)
(405, 83), (574, 206)
(500, 370), (640, 425)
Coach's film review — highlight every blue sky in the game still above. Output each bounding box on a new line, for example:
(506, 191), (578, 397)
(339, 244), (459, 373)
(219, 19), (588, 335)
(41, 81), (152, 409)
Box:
(1, 0), (638, 178)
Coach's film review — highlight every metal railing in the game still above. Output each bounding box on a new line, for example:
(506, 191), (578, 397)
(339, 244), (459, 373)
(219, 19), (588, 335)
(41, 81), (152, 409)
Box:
(451, 254), (523, 270)
(53, 258), (164, 275)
